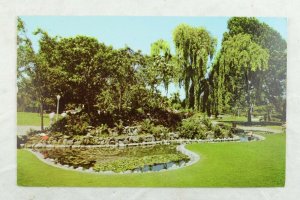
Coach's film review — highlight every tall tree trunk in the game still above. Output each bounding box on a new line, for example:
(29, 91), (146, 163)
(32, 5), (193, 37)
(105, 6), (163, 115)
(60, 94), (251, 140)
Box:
(40, 101), (44, 131)
(247, 107), (252, 123)
(189, 82), (195, 109)
(245, 71), (252, 123)
(267, 109), (271, 121)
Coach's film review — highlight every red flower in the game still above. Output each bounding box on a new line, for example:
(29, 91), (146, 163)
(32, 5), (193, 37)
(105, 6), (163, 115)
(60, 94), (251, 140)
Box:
(42, 135), (49, 140)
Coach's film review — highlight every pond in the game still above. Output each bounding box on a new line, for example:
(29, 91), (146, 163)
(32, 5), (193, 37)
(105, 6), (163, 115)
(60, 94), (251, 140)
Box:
(239, 134), (260, 142)
(36, 145), (190, 173)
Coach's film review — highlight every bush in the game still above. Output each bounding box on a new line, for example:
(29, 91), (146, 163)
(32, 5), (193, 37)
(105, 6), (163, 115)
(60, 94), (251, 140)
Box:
(50, 112), (91, 136)
(137, 119), (169, 140)
(95, 124), (109, 136)
(152, 125), (169, 140)
(178, 114), (211, 139)
(139, 119), (155, 134)
(114, 120), (124, 135)
(213, 125), (223, 138)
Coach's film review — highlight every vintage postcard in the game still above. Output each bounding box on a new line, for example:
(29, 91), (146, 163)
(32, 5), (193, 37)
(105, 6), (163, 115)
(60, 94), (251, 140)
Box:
(17, 16), (287, 187)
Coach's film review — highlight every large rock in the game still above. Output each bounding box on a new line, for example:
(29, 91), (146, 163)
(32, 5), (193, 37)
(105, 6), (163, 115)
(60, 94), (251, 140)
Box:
(144, 135), (155, 142)
(128, 136), (139, 143)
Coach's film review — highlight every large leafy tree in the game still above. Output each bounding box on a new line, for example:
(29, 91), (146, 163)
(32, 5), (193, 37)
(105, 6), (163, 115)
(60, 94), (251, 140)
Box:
(226, 17), (287, 120)
(173, 24), (216, 110)
(219, 33), (269, 122)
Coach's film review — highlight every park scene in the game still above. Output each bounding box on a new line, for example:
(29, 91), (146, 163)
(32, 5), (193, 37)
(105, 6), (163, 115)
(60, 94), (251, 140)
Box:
(17, 16), (286, 187)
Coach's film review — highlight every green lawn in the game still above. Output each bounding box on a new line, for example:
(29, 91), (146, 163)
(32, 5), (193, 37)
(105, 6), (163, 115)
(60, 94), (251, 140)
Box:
(17, 112), (50, 126)
(216, 115), (248, 122)
(17, 133), (285, 187)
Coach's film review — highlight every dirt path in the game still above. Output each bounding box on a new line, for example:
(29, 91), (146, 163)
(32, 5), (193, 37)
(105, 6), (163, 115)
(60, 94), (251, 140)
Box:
(17, 126), (47, 135)
(237, 125), (282, 133)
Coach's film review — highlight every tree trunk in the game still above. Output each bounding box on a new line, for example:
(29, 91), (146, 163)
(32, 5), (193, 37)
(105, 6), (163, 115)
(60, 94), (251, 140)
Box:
(189, 82), (195, 109)
(245, 70), (252, 123)
(247, 107), (252, 123)
(40, 102), (44, 131)
(267, 109), (271, 121)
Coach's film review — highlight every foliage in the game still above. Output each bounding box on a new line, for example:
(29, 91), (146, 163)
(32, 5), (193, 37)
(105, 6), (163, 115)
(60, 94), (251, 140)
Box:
(18, 133), (285, 186)
(138, 119), (169, 140)
(17, 17), (286, 133)
(213, 33), (269, 122)
(50, 112), (90, 136)
(178, 114), (212, 139)
(173, 24), (217, 111)
(225, 17), (287, 121)
(37, 144), (189, 172)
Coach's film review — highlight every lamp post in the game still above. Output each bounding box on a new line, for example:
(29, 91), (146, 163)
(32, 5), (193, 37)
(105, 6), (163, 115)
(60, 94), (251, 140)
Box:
(56, 95), (61, 121)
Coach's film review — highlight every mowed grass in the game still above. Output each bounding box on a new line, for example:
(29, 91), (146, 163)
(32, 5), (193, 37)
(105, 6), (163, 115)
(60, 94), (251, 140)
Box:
(17, 133), (285, 187)
(17, 112), (50, 126)
(216, 115), (248, 122)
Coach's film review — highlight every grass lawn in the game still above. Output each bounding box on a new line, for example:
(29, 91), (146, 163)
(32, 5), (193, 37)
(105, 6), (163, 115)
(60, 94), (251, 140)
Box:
(17, 112), (50, 126)
(216, 115), (248, 122)
(17, 133), (285, 187)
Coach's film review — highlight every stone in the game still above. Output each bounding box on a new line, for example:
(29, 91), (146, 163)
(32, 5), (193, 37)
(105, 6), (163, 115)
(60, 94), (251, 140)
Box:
(100, 140), (105, 145)
(123, 139), (129, 144)
(66, 140), (73, 145)
(129, 136), (139, 143)
(74, 141), (81, 145)
(118, 141), (125, 147)
(63, 139), (68, 145)
(76, 167), (83, 171)
(88, 167), (94, 172)
(144, 135), (155, 142)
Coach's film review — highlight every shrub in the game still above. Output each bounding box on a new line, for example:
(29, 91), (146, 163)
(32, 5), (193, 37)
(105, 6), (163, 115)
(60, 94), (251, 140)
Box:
(95, 124), (109, 136)
(178, 113), (213, 139)
(152, 125), (169, 140)
(139, 119), (155, 134)
(114, 120), (124, 135)
(213, 125), (223, 138)
(50, 112), (91, 136)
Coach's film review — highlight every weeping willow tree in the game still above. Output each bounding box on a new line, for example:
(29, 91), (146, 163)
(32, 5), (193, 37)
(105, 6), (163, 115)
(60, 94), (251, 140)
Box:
(218, 33), (269, 122)
(148, 39), (176, 94)
(173, 24), (216, 111)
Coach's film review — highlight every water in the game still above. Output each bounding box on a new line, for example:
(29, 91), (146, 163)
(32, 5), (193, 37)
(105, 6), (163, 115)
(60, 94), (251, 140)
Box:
(137, 160), (186, 172)
(239, 135), (259, 142)
(36, 144), (190, 173)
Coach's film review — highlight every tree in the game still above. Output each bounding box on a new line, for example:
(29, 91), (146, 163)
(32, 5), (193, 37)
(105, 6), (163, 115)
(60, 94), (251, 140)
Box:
(150, 39), (174, 94)
(226, 17), (287, 121)
(219, 33), (269, 122)
(173, 24), (216, 111)
(17, 17), (36, 112)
